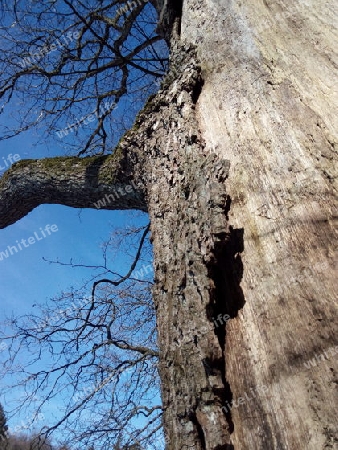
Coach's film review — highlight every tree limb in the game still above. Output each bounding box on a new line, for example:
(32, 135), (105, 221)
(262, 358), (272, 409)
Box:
(0, 146), (147, 228)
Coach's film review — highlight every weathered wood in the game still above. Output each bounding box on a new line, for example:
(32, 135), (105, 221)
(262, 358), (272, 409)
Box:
(0, 1), (337, 448)
(180, 0), (337, 448)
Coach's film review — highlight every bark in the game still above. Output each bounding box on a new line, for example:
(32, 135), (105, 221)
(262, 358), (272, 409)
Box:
(0, 1), (337, 449)
(0, 142), (147, 228)
(176, 1), (338, 449)
(143, 52), (238, 448)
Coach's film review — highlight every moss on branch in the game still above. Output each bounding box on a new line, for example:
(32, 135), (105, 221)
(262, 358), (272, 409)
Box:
(0, 148), (146, 229)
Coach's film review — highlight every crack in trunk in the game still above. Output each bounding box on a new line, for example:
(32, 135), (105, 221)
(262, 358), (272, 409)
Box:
(142, 45), (245, 448)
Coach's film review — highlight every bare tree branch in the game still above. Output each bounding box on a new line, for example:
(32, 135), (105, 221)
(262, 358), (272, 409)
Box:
(0, 0), (168, 154)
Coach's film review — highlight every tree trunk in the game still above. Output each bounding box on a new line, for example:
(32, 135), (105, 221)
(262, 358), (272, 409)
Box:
(0, 1), (337, 449)
(150, 0), (337, 448)
(145, 52), (238, 448)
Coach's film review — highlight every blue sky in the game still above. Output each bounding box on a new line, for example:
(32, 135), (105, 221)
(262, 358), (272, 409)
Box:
(0, 2), (165, 444)
(0, 124), (149, 312)
(0, 119), (151, 443)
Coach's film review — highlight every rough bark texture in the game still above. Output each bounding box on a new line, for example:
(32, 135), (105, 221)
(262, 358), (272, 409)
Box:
(177, 0), (337, 449)
(0, 141), (147, 228)
(0, 1), (337, 449)
(141, 50), (239, 448)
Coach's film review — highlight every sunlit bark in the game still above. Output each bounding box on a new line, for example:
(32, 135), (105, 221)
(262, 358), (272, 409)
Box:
(0, 0), (337, 449)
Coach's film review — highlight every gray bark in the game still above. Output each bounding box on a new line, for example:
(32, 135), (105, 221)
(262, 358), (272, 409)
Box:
(176, 1), (338, 449)
(0, 146), (146, 229)
(143, 52), (237, 448)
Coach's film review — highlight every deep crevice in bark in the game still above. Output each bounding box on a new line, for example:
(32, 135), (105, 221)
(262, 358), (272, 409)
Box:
(215, 445), (235, 450)
(204, 196), (245, 441)
(213, 225), (245, 320)
(189, 411), (207, 450)
(192, 76), (205, 105)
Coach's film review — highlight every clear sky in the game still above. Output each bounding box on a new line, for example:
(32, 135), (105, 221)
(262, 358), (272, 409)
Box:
(0, 104), (151, 445)
(0, 2), (165, 445)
